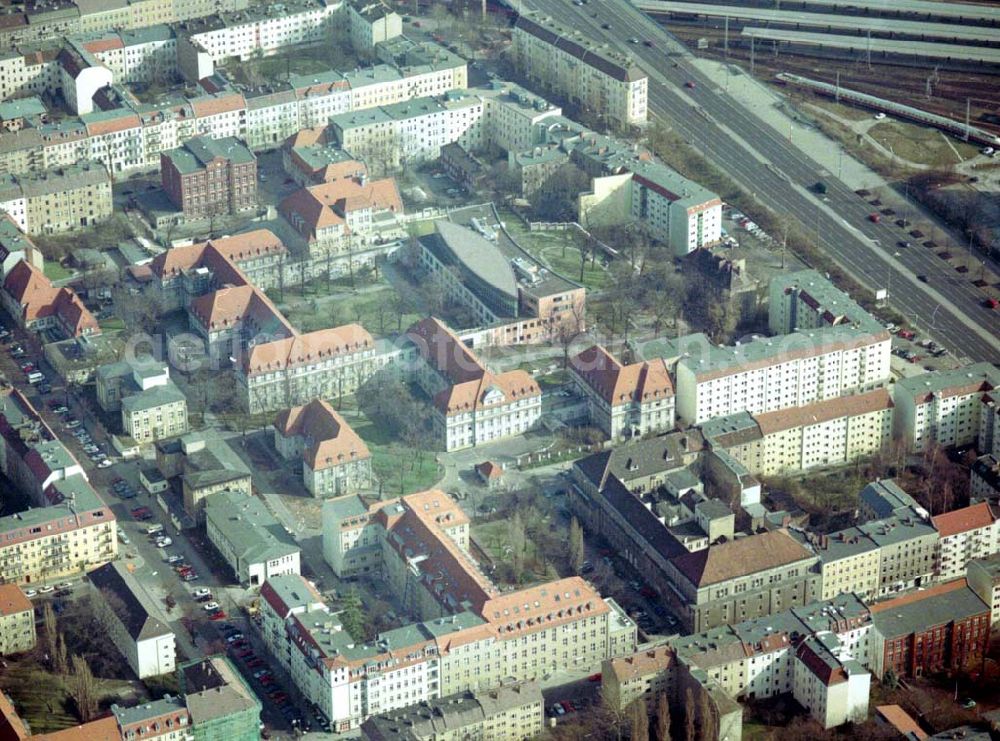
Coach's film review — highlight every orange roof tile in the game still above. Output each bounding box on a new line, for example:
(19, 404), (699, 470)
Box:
(481, 577), (610, 639)
(190, 93), (246, 118)
(754, 388), (893, 436)
(279, 177), (401, 241)
(434, 369), (540, 416)
(82, 37), (124, 54)
(875, 705), (928, 740)
(244, 324), (374, 376)
(275, 398), (370, 471)
(869, 578), (969, 614)
(932, 502), (997, 538)
(570, 345), (674, 406)
(85, 113), (141, 136)
(32, 716), (121, 741)
(406, 317), (486, 385)
(2, 261), (98, 337)
(0, 584), (31, 616)
(608, 646), (674, 682)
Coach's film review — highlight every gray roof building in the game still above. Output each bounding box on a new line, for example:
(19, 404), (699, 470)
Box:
(204, 489), (299, 586)
(88, 561), (173, 643)
(120, 380), (186, 414)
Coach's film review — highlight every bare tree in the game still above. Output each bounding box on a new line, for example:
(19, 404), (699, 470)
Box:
(66, 655), (99, 722)
(55, 632), (69, 675)
(684, 688), (697, 741)
(698, 689), (716, 741)
(631, 698), (650, 741)
(569, 516), (585, 574)
(655, 691), (672, 741)
(42, 602), (58, 667)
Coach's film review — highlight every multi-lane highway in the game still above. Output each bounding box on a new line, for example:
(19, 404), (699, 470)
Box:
(518, 0), (1000, 362)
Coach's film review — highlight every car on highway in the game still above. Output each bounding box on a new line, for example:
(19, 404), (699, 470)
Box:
(684, 80), (696, 89)
(600, 22), (610, 28)
(643, 39), (654, 47)
(628, 37), (638, 43)
(868, 212), (881, 223)
(985, 298), (999, 309)
(897, 240), (911, 249)
(917, 274), (929, 283)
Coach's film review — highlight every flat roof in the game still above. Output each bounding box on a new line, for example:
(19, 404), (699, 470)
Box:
(640, 2), (1000, 43)
(744, 0), (1000, 23)
(740, 27), (1000, 65)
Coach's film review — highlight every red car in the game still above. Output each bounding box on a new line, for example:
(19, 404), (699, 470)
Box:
(985, 298), (999, 309)
(868, 212), (881, 223)
(898, 329), (916, 341)
(561, 700), (576, 713)
(684, 80), (696, 89)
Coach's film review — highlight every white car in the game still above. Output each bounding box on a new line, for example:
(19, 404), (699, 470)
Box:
(156, 537), (173, 548)
(24, 589), (37, 598)
(983, 146), (995, 156)
(192, 587), (212, 599)
(874, 112), (886, 120)
(203, 601), (221, 612)
(97, 459), (113, 469)
(38, 585), (55, 594)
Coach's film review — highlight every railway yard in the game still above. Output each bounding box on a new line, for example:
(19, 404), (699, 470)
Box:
(643, 0), (1000, 138)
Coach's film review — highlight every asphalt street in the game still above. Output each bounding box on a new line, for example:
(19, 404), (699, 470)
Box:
(517, 0), (1000, 362)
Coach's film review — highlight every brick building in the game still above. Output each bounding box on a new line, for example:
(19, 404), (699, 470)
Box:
(870, 579), (991, 680)
(161, 136), (257, 219)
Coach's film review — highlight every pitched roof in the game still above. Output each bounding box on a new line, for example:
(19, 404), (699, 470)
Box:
(876, 705), (928, 741)
(148, 231), (285, 280)
(405, 317), (485, 385)
(754, 388), (893, 435)
(869, 578), (989, 638)
(279, 177), (401, 241)
(570, 345), (674, 406)
(607, 645), (674, 682)
(244, 324), (374, 376)
(87, 561), (174, 642)
(274, 398), (370, 471)
(434, 370), (540, 417)
(189, 92), (246, 118)
(0, 584), (31, 616)
(932, 502), (997, 538)
(672, 529), (815, 587)
(2, 260), (98, 336)
(480, 577), (610, 638)
(31, 716), (121, 741)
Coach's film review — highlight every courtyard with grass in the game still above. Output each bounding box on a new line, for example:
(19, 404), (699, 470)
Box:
(349, 412), (443, 496)
(869, 119), (981, 168)
(499, 214), (609, 291)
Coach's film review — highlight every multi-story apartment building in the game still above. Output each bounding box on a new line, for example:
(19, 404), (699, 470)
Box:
(156, 433), (251, 518)
(478, 81), (562, 155)
(177, 0), (340, 68)
(240, 323), (386, 413)
(329, 91), (484, 173)
(267, 490), (635, 731)
(0, 388), (118, 585)
(869, 579), (991, 680)
(673, 328), (891, 425)
(703, 389), (894, 476)
(932, 502), (1000, 581)
(161, 135), (257, 219)
(347, 0), (402, 54)
(0, 584), (36, 655)
(666, 528), (821, 633)
(602, 646), (677, 713)
(121, 380), (189, 445)
(1, 259), (100, 339)
(322, 494), (387, 577)
(89, 561), (177, 679)
(967, 554), (1000, 627)
(0, 214), (42, 280)
(204, 489), (300, 587)
(675, 594), (872, 730)
(893, 362), (1000, 453)
(403, 318), (542, 451)
(279, 175), (403, 257)
(800, 529), (883, 602)
(569, 345), (675, 441)
(178, 655), (262, 741)
(512, 11), (647, 130)
(971, 454), (1000, 503)
(769, 270), (886, 336)
(273, 398), (372, 498)
(111, 695), (192, 741)
(97, 359), (170, 413)
(0, 161), (112, 235)
(281, 132), (367, 186)
(361, 682), (543, 741)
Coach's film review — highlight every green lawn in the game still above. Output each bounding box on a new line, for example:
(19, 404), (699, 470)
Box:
(351, 415), (443, 495)
(278, 287), (422, 337)
(99, 317), (125, 332)
(408, 219), (439, 237)
(499, 215), (608, 290)
(43, 261), (73, 281)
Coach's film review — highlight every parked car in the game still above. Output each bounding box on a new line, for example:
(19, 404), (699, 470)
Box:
(97, 459), (113, 469)
(38, 585), (55, 594)
(24, 589), (37, 598)
(181, 573), (200, 582)
(193, 587), (211, 599)
(203, 602), (221, 612)
(208, 610), (227, 621)
(165, 555), (183, 564)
